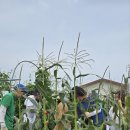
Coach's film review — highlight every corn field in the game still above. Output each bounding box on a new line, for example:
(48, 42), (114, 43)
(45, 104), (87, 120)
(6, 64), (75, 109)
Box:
(0, 36), (130, 130)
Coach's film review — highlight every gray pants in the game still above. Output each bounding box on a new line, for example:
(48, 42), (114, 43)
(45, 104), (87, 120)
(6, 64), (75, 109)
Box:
(29, 123), (33, 130)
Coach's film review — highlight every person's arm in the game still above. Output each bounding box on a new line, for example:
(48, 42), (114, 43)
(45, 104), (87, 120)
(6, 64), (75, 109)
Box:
(85, 109), (101, 118)
(55, 102), (64, 120)
(55, 102), (68, 120)
(0, 105), (8, 130)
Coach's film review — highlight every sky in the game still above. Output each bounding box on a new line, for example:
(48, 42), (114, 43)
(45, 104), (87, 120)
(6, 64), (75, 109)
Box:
(0, 0), (130, 85)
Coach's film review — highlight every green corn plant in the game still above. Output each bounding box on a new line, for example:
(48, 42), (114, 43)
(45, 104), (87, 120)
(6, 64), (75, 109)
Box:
(66, 33), (94, 129)
(8, 36), (130, 130)
(121, 95), (130, 129)
(54, 41), (64, 120)
(34, 38), (69, 130)
(0, 72), (11, 91)
(34, 40), (52, 130)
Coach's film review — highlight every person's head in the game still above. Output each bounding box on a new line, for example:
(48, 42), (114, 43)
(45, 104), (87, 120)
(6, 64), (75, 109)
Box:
(114, 92), (120, 101)
(114, 90), (125, 108)
(72, 86), (87, 101)
(14, 83), (28, 97)
(33, 90), (41, 101)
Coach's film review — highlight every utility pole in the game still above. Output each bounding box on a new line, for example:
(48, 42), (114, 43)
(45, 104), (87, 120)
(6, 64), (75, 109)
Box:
(128, 65), (130, 93)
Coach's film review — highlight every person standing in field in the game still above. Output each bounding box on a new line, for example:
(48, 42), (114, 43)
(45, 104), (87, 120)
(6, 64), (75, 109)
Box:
(54, 96), (71, 130)
(0, 83), (28, 130)
(106, 91), (126, 130)
(24, 91), (40, 130)
(72, 86), (105, 127)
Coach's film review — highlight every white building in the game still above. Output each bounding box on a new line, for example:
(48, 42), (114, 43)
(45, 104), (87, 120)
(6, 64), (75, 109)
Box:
(81, 78), (126, 96)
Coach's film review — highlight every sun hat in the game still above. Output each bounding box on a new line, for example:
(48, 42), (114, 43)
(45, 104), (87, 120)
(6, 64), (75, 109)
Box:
(14, 83), (29, 93)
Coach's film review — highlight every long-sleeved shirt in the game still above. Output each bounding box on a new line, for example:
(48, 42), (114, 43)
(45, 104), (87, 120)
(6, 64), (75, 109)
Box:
(0, 105), (7, 128)
(0, 92), (15, 130)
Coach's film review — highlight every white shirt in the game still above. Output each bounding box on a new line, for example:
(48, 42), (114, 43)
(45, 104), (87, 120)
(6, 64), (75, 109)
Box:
(0, 105), (7, 128)
(24, 95), (38, 124)
(24, 95), (38, 109)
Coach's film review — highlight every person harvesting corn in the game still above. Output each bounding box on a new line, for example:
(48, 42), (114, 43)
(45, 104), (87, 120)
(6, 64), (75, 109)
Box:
(0, 83), (28, 130)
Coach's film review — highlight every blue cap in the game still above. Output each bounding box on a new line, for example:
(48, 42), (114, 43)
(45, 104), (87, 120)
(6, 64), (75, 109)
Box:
(15, 83), (29, 93)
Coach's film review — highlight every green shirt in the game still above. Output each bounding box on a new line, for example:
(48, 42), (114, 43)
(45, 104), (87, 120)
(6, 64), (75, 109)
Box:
(0, 92), (15, 130)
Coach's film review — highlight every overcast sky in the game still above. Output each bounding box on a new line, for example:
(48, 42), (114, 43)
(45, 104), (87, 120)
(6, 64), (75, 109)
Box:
(0, 0), (130, 84)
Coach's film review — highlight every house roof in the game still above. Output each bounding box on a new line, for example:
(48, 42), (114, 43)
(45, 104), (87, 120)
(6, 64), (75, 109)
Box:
(81, 78), (126, 88)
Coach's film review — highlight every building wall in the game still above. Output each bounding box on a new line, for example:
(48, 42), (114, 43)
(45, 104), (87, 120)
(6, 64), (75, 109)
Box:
(83, 81), (122, 96)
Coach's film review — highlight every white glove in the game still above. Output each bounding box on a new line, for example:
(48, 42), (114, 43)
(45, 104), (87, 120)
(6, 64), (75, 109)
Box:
(85, 112), (90, 118)
(23, 114), (28, 122)
(77, 119), (81, 127)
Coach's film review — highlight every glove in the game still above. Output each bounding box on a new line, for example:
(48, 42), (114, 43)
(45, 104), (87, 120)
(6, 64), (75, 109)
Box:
(85, 112), (90, 118)
(23, 114), (28, 122)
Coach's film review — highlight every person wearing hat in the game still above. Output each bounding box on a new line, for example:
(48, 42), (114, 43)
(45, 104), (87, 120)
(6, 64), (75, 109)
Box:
(0, 83), (28, 130)
(72, 86), (105, 127)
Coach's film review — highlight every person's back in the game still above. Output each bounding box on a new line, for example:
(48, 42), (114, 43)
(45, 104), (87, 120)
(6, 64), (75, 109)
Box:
(24, 95), (37, 109)
(0, 92), (15, 130)
(24, 92), (39, 130)
(54, 99), (71, 130)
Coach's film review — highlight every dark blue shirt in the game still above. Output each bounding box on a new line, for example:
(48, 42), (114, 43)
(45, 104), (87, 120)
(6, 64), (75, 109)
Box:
(77, 97), (104, 126)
